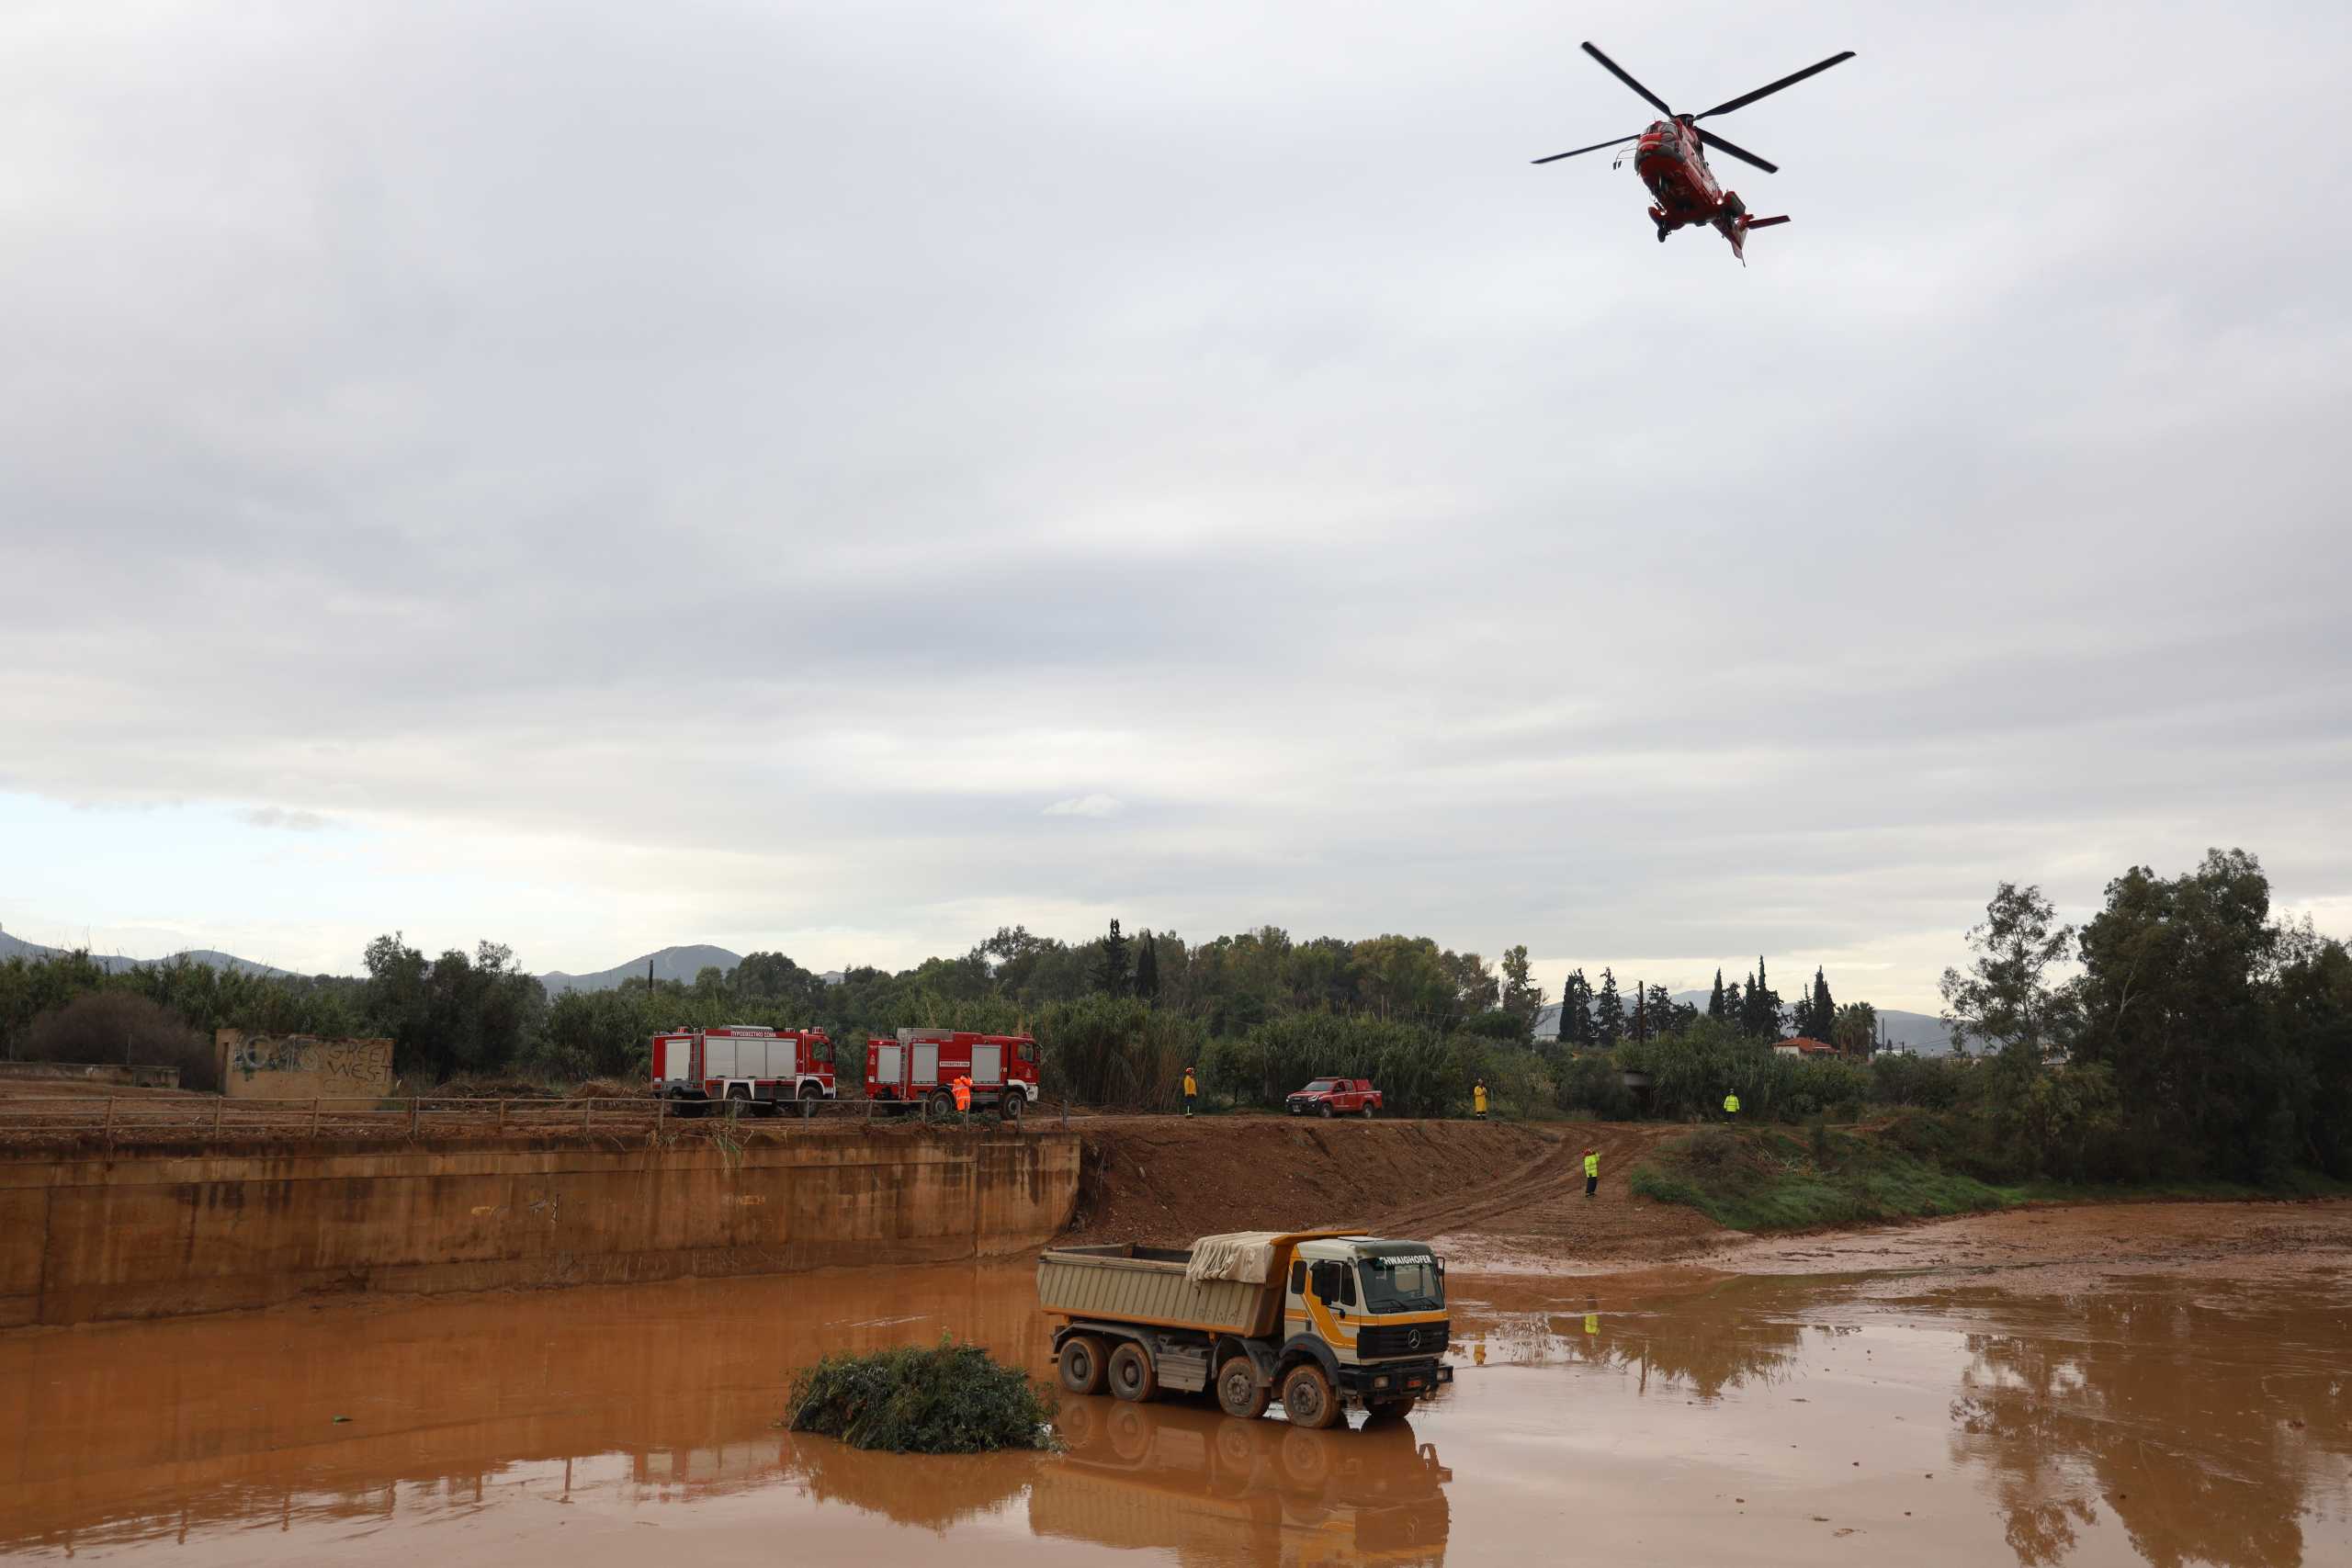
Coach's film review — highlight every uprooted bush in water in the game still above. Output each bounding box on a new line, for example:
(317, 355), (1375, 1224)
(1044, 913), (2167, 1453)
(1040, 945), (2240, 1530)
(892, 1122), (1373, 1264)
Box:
(786, 1337), (1057, 1453)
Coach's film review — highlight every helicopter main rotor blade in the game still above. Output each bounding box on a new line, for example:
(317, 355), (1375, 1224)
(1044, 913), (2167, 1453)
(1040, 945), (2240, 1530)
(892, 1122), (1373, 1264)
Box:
(1695, 127), (1779, 174)
(1694, 51), (1854, 120)
(1581, 42), (1674, 118)
(1532, 133), (1642, 165)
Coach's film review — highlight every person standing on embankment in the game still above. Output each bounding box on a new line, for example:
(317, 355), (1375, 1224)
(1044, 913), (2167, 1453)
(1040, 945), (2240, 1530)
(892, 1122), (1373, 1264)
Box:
(1182, 1066), (1197, 1117)
(1583, 1146), (1600, 1198)
(1473, 1079), (1488, 1120)
(1723, 1090), (1740, 1121)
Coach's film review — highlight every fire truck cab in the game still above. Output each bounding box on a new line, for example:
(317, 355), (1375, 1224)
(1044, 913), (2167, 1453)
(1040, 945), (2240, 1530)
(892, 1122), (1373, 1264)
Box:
(650, 1025), (838, 1115)
(865, 1028), (1042, 1120)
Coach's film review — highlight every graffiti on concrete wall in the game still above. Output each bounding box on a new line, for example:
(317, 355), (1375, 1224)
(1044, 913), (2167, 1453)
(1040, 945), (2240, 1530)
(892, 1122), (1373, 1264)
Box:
(214, 1030), (395, 1100)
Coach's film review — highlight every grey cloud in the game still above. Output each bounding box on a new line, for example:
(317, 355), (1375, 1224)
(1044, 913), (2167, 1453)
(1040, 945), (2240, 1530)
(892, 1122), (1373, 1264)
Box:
(2, 2), (2347, 1001)
(239, 807), (337, 832)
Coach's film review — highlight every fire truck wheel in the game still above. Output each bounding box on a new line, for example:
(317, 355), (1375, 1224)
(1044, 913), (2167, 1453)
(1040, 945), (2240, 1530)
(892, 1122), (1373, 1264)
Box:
(1280, 1362), (1340, 1429)
(1361, 1102), (1374, 1119)
(1058, 1335), (1109, 1396)
(1000, 1092), (1023, 1124)
(1216, 1355), (1270, 1419)
(1107, 1341), (1159, 1403)
(927, 1090), (956, 1122)
(1319, 1102), (1335, 1119)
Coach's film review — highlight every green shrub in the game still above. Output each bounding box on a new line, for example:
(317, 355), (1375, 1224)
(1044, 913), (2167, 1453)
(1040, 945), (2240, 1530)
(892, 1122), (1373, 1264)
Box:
(786, 1337), (1057, 1453)
(1033, 996), (1204, 1110)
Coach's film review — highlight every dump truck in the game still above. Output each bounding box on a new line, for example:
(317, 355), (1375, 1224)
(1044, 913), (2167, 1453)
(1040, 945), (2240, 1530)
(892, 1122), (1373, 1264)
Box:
(1038, 1230), (1452, 1429)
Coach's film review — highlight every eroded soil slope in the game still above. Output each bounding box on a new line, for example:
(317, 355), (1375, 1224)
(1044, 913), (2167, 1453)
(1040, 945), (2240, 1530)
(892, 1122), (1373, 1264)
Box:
(1069, 1115), (1730, 1263)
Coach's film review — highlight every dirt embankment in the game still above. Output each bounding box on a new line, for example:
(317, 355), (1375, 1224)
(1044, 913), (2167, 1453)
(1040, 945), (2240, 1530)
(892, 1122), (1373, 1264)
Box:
(1068, 1115), (1731, 1265)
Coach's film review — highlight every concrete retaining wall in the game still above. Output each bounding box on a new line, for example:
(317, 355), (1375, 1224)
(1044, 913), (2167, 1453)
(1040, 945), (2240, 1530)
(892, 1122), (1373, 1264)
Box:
(214, 1029), (393, 1100)
(0, 1128), (1080, 1326)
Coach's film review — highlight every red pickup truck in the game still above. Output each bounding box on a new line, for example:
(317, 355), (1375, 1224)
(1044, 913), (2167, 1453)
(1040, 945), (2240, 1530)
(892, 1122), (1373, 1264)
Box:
(1286, 1077), (1382, 1118)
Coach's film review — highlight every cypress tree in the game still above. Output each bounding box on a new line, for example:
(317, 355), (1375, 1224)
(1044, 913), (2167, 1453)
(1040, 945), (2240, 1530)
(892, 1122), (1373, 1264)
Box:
(1633, 981), (1647, 1042)
(1593, 968), (1625, 1046)
(1708, 967), (1726, 1020)
(1809, 966), (1833, 1040)
(1558, 967), (1593, 1046)
(1135, 930), (1160, 1002)
(1095, 919), (1130, 996)
(1740, 959), (1784, 1039)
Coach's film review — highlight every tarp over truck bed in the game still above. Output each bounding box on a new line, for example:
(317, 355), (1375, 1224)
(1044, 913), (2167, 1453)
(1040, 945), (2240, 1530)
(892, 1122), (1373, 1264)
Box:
(1037, 1231), (1358, 1339)
(1182, 1232), (1288, 1285)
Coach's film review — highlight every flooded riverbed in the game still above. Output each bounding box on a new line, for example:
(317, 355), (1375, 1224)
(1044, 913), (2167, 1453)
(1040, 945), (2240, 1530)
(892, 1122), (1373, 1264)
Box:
(3, 1216), (2348, 1565)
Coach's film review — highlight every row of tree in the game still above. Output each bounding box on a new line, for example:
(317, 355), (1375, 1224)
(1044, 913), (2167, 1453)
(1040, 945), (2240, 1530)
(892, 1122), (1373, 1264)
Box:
(1930, 850), (2352, 1181)
(4, 847), (2342, 1185)
(1548, 957), (1863, 1049)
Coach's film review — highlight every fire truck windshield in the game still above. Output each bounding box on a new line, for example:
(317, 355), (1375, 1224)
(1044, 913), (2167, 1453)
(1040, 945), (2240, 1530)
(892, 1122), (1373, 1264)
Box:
(1017, 1042), (1037, 1062)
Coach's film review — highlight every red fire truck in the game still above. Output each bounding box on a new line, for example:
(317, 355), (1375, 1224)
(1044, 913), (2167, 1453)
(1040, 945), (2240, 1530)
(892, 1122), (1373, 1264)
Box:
(650, 1025), (839, 1115)
(865, 1028), (1042, 1121)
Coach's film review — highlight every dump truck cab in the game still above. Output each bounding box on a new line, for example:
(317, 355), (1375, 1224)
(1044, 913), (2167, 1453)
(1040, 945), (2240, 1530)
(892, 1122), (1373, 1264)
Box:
(1040, 1230), (1453, 1431)
(1284, 1237), (1450, 1409)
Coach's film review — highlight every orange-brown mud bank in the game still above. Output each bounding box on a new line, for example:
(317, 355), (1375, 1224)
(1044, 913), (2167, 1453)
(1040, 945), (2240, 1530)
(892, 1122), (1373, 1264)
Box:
(4, 1201), (2348, 1566)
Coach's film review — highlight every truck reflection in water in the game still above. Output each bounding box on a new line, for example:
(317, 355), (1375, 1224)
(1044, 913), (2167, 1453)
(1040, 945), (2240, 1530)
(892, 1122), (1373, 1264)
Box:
(1036, 1398), (1452, 1566)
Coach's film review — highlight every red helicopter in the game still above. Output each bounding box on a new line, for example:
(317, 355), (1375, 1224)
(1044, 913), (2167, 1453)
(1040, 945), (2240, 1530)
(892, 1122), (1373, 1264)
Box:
(1533, 41), (1855, 260)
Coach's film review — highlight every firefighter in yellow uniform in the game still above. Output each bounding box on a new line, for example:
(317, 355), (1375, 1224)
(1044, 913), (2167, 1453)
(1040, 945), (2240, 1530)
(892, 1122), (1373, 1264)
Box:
(1473, 1079), (1488, 1120)
(1583, 1146), (1600, 1198)
(1723, 1090), (1740, 1118)
(1182, 1066), (1198, 1118)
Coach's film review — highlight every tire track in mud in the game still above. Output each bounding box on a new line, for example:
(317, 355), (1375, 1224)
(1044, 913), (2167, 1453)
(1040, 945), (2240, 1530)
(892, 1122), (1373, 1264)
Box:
(1066, 1117), (1727, 1265)
(1372, 1122), (1726, 1264)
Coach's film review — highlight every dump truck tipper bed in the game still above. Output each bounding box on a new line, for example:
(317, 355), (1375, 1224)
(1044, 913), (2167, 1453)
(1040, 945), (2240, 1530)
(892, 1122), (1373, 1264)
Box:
(1038, 1231), (1453, 1430)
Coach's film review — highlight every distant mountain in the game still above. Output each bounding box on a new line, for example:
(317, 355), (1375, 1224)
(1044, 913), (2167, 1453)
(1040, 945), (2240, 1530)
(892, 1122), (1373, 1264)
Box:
(1532, 991), (1953, 1055)
(537, 944), (745, 997)
(0, 927), (293, 978)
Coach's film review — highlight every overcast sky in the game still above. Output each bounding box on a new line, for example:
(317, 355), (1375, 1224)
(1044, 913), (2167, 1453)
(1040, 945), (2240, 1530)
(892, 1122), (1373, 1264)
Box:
(3, 2), (2346, 1010)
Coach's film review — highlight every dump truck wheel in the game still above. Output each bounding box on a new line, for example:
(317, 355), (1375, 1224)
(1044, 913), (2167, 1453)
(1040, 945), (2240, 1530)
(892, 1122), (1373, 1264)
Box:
(1108, 1341), (1159, 1403)
(1059, 1335), (1109, 1396)
(1281, 1363), (1340, 1429)
(1363, 1396), (1417, 1422)
(1280, 1425), (1333, 1486)
(1216, 1356), (1270, 1419)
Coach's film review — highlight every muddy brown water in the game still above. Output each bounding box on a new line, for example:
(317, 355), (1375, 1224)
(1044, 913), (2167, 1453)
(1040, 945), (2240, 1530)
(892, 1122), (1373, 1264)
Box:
(2, 1211), (2347, 1565)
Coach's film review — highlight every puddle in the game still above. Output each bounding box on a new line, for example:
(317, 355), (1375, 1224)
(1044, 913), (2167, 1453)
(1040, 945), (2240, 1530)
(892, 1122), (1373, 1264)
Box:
(2, 1249), (2347, 1564)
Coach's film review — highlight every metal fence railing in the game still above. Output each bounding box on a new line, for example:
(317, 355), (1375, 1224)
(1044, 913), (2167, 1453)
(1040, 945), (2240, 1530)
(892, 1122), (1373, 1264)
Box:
(0, 1092), (1078, 1148)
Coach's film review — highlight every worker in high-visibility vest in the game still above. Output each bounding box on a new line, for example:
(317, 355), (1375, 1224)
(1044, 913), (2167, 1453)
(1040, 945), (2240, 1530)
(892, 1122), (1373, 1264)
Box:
(1723, 1090), (1740, 1118)
(952, 1074), (973, 1114)
(1182, 1066), (1197, 1118)
(1473, 1079), (1488, 1120)
(1583, 1146), (1600, 1198)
